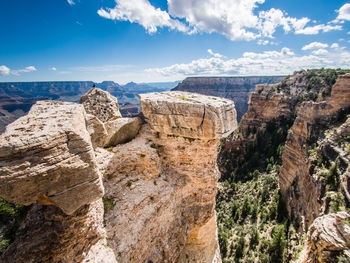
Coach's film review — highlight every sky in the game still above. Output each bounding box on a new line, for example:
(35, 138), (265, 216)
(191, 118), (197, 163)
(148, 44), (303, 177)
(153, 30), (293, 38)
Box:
(0, 0), (350, 84)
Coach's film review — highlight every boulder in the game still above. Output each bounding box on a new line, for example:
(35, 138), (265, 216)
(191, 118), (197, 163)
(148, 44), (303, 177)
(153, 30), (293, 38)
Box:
(139, 91), (237, 140)
(104, 117), (142, 147)
(85, 113), (108, 148)
(80, 88), (122, 122)
(298, 212), (350, 262)
(0, 101), (104, 215)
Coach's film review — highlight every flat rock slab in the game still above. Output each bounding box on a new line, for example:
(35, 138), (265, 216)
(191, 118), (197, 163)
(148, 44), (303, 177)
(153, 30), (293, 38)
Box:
(0, 101), (104, 215)
(104, 117), (142, 147)
(139, 91), (237, 139)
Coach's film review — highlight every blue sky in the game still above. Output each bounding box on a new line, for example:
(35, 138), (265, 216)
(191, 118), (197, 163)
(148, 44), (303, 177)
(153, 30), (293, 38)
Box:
(0, 0), (349, 83)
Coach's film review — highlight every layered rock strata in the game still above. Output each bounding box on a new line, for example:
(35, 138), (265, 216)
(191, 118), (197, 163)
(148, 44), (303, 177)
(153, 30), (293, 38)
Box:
(0, 100), (104, 215)
(280, 74), (350, 229)
(96, 91), (237, 262)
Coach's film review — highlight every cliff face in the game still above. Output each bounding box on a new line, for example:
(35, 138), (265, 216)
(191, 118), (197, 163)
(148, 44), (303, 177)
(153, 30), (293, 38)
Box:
(0, 90), (237, 262)
(216, 69), (350, 262)
(172, 76), (284, 122)
(280, 73), (350, 230)
(98, 91), (236, 262)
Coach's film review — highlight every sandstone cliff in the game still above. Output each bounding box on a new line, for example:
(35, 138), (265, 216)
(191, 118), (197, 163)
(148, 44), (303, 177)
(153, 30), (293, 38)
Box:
(0, 90), (237, 263)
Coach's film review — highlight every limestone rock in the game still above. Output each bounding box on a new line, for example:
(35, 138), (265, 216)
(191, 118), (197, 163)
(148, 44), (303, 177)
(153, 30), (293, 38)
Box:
(139, 91), (237, 140)
(1, 200), (115, 263)
(0, 100), (104, 215)
(100, 123), (226, 262)
(80, 88), (122, 122)
(298, 212), (350, 263)
(104, 117), (142, 147)
(85, 113), (108, 148)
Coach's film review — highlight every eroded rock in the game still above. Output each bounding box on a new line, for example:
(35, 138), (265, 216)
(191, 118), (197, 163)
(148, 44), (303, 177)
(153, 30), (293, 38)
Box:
(0, 101), (104, 215)
(80, 88), (122, 122)
(298, 212), (350, 263)
(139, 91), (237, 140)
(104, 117), (142, 147)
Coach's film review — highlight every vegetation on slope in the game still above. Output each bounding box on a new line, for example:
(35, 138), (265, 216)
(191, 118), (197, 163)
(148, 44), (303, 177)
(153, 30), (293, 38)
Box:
(216, 68), (350, 262)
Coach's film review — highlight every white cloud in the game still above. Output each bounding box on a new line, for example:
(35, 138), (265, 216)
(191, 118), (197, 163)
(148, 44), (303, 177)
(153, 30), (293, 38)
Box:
(302, 42), (328, 50)
(0, 65), (37, 76)
(337, 3), (350, 21)
(311, 49), (328, 55)
(146, 47), (350, 78)
(257, 40), (269, 45)
(98, 0), (345, 41)
(51, 67), (57, 71)
(97, 0), (188, 34)
(0, 65), (10, 76)
(208, 49), (223, 58)
(258, 8), (309, 38)
(331, 43), (339, 49)
(67, 0), (75, 6)
(295, 24), (342, 35)
(11, 66), (37, 76)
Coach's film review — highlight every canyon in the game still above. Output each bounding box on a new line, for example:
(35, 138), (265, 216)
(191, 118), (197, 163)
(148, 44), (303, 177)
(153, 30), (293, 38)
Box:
(0, 69), (349, 262)
(217, 68), (350, 262)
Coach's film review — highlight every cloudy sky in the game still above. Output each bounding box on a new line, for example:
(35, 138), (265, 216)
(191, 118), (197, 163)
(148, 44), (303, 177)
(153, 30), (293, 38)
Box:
(0, 0), (350, 83)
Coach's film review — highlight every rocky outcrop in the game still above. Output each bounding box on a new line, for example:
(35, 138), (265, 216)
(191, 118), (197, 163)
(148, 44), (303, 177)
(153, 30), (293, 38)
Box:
(94, 91), (237, 263)
(1, 200), (116, 263)
(104, 117), (142, 147)
(81, 88), (141, 148)
(0, 100), (104, 215)
(139, 91), (237, 139)
(172, 76), (285, 121)
(80, 88), (122, 122)
(298, 212), (350, 263)
(0, 89), (237, 263)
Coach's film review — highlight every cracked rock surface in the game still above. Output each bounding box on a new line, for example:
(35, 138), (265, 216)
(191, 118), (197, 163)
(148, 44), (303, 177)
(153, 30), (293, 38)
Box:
(139, 91), (237, 140)
(0, 100), (104, 215)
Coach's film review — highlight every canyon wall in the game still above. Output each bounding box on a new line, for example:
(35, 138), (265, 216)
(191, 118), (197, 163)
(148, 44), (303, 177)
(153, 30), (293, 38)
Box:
(0, 90), (237, 262)
(216, 69), (350, 262)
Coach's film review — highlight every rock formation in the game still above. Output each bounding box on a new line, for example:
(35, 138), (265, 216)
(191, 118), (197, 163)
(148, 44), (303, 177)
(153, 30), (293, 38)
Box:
(0, 101), (104, 215)
(80, 88), (141, 148)
(96, 91), (237, 263)
(297, 212), (350, 263)
(0, 89), (237, 263)
(172, 76), (284, 121)
(80, 88), (122, 122)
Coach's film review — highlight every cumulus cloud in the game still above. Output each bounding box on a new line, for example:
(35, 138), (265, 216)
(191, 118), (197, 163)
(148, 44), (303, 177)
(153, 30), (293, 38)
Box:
(311, 49), (328, 55)
(97, 0), (188, 33)
(67, 0), (75, 5)
(208, 49), (223, 58)
(51, 67), (57, 71)
(331, 43), (339, 49)
(295, 24), (342, 35)
(0, 65), (37, 76)
(0, 65), (11, 76)
(302, 42), (329, 50)
(98, 0), (345, 41)
(146, 47), (350, 78)
(337, 3), (350, 21)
